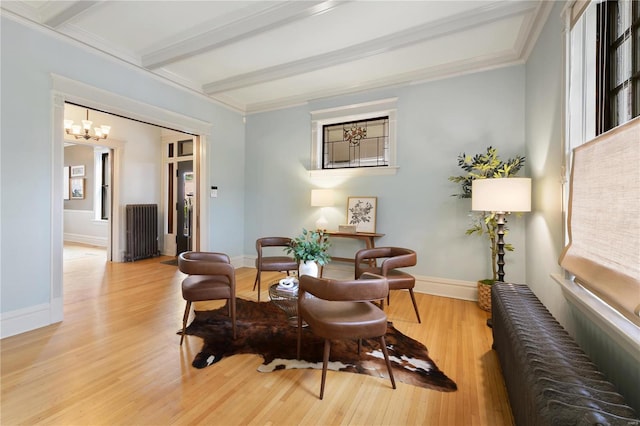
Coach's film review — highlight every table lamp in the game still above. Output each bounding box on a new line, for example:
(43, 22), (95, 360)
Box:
(472, 177), (531, 283)
(311, 189), (334, 230)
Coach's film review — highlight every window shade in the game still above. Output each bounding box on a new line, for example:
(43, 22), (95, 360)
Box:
(559, 116), (640, 326)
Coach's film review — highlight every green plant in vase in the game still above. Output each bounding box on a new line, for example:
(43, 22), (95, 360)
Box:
(286, 228), (331, 277)
(449, 146), (525, 310)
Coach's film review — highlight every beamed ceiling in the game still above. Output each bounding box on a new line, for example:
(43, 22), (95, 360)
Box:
(1, 0), (554, 114)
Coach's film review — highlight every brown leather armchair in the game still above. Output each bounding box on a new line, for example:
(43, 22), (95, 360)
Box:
(178, 251), (236, 344)
(354, 247), (421, 323)
(253, 237), (298, 301)
(296, 273), (396, 400)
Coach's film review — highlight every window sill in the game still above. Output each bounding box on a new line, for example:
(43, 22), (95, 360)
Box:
(551, 273), (640, 363)
(309, 166), (398, 179)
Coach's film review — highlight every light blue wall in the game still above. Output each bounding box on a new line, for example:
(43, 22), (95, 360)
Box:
(0, 16), (245, 314)
(524, 2), (639, 412)
(245, 66), (527, 283)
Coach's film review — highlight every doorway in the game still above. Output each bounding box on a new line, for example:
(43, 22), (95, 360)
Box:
(51, 76), (212, 329)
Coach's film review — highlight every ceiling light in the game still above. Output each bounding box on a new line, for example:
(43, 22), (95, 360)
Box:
(64, 109), (111, 141)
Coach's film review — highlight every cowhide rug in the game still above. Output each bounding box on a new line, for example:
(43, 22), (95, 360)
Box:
(182, 298), (457, 392)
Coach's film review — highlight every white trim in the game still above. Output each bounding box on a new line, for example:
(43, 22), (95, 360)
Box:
(63, 233), (108, 247)
(142, 1), (342, 69)
(51, 74), (212, 136)
(414, 276), (477, 301)
(310, 98), (398, 175)
(0, 298), (62, 339)
(47, 76), (213, 337)
(202, 1), (538, 96)
(309, 166), (398, 179)
(241, 254), (477, 301)
(552, 274), (640, 363)
(0, 10), (239, 112)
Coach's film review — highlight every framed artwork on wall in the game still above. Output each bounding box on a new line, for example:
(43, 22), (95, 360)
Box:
(70, 178), (85, 199)
(347, 196), (377, 233)
(70, 165), (85, 177)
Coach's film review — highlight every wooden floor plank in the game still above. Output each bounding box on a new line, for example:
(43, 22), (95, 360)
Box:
(1, 243), (513, 425)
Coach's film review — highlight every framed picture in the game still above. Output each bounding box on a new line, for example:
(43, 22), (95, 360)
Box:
(70, 178), (85, 199)
(70, 165), (85, 177)
(346, 196), (377, 233)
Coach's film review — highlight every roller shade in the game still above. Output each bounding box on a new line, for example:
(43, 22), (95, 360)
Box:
(559, 116), (640, 326)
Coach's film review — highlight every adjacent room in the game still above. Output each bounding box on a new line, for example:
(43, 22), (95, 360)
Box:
(1, 1), (638, 425)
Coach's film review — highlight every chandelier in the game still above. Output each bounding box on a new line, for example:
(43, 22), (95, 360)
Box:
(64, 109), (111, 141)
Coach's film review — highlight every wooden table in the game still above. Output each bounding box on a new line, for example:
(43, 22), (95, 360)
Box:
(323, 231), (385, 264)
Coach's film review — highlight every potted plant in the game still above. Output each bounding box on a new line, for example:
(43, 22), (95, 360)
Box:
(449, 146), (525, 311)
(286, 228), (331, 277)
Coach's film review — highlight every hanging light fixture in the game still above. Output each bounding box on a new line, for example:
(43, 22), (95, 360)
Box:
(64, 109), (111, 141)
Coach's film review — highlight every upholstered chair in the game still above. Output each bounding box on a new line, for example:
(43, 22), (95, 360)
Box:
(354, 247), (421, 323)
(296, 273), (396, 400)
(253, 237), (298, 301)
(178, 251), (236, 344)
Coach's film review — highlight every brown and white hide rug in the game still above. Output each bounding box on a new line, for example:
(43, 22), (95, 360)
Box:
(182, 298), (457, 392)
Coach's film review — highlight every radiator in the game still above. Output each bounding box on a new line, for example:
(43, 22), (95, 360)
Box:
(124, 204), (159, 262)
(492, 283), (639, 425)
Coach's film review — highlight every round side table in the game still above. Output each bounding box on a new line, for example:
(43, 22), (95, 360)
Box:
(268, 281), (307, 326)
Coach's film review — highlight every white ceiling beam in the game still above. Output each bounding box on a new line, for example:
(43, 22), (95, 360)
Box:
(202, 0), (538, 95)
(142, 0), (347, 70)
(41, 1), (104, 28)
(242, 50), (522, 115)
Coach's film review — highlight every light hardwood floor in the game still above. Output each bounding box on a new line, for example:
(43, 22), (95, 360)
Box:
(1, 243), (513, 425)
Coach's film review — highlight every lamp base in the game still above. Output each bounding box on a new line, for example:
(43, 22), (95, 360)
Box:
(315, 216), (328, 230)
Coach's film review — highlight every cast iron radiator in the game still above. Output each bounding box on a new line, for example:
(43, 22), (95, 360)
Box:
(491, 282), (639, 426)
(124, 204), (159, 262)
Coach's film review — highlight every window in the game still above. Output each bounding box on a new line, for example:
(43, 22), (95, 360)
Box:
(564, 1), (640, 329)
(596, 0), (640, 134)
(310, 98), (397, 177)
(323, 116), (389, 169)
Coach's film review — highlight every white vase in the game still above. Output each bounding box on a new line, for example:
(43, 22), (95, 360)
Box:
(299, 260), (319, 277)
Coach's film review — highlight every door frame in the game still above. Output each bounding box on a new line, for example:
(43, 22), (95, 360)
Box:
(162, 135), (198, 256)
(51, 74), (212, 324)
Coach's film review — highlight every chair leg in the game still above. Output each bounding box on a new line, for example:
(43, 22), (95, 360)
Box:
(320, 339), (331, 400)
(408, 289), (421, 323)
(296, 314), (302, 359)
(253, 271), (261, 302)
(180, 300), (192, 345)
(253, 270), (260, 290)
(379, 336), (396, 390)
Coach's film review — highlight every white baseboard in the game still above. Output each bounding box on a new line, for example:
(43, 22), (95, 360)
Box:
(64, 233), (107, 247)
(241, 255), (478, 302)
(415, 276), (477, 301)
(0, 297), (63, 339)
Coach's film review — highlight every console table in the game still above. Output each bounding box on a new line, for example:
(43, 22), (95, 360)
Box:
(324, 231), (385, 264)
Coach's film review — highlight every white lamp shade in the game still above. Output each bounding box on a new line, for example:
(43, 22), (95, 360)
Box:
(472, 178), (531, 212)
(311, 189), (334, 207)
